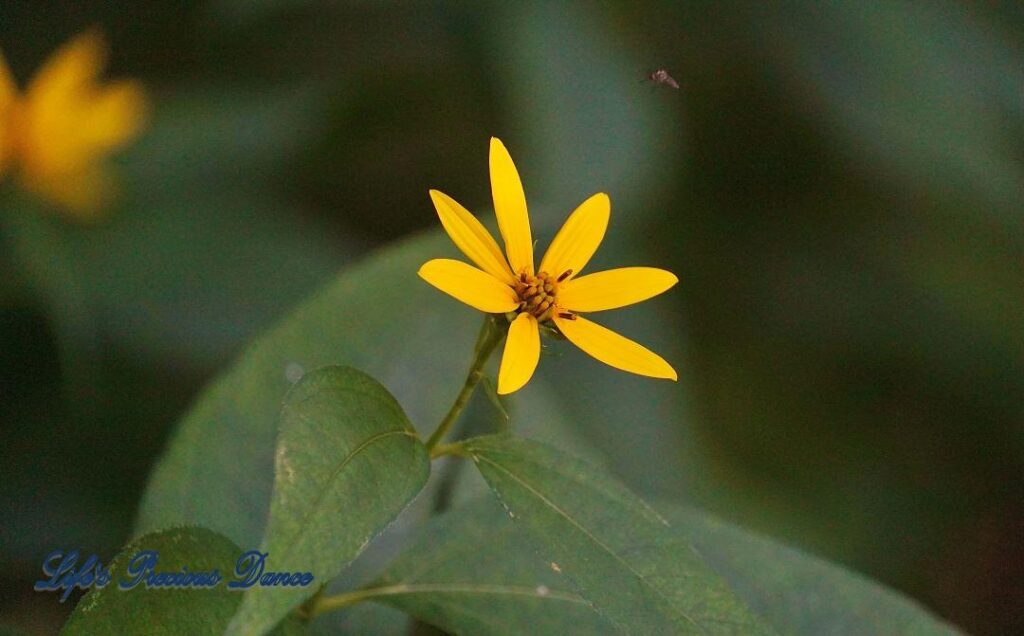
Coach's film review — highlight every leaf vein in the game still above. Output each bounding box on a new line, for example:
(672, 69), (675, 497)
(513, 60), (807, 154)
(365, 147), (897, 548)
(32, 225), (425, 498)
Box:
(368, 582), (587, 604)
(271, 428), (419, 565)
(472, 452), (708, 634)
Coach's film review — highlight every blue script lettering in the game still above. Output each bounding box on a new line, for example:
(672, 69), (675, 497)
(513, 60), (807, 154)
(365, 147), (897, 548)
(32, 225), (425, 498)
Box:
(34, 550), (111, 602)
(119, 550), (222, 589)
(228, 551), (314, 589)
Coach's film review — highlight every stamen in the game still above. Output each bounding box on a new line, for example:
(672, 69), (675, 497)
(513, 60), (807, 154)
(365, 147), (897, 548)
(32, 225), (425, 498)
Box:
(514, 271), (563, 320)
(558, 312), (577, 320)
(557, 269), (573, 282)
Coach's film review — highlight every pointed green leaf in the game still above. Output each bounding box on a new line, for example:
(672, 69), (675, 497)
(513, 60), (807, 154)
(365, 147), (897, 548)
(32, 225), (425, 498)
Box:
(480, 375), (511, 428)
(225, 366), (430, 636)
(375, 496), (959, 635)
(61, 527), (243, 635)
(461, 435), (772, 635)
(364, 496), (613, 635)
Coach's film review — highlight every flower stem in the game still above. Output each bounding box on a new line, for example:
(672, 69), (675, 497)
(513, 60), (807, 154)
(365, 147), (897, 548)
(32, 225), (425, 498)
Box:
(424, 315), (505, 452)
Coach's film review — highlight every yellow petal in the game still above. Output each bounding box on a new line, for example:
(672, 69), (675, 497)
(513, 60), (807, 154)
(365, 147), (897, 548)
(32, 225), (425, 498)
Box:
(554, 314), (677, 380)
(23, 31), (106, 161)
(82, 80), (148, 149)
(558, 267), (678, 312)
(538, 193), (609, 280)
(26, 30), (105, 102)
(430, 189), (515, 285)
(489, 137), (533, 275)
(21, 31), (147, 186)
(0, 49), (18, 175)
(418, 259), (519, 313)
(498, 313), (540, 394)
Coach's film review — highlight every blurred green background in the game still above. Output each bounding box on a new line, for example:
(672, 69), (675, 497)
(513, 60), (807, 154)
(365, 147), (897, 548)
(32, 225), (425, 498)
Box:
(1, 1), (1022, 634)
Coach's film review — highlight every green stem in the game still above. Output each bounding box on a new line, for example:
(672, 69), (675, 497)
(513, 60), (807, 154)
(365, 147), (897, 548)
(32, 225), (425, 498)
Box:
(306, 585), (406, 617)
(424, 315), (505, 452)
(428, 441), (469, 460)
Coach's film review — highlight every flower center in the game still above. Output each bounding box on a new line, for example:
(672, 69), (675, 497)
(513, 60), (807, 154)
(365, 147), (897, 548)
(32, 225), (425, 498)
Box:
(513, 269), (572, 321)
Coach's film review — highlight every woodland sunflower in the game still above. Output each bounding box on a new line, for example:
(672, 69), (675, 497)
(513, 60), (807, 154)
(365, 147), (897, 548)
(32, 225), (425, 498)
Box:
(419, 137), (678, 394)
(0, 30), (147, 217)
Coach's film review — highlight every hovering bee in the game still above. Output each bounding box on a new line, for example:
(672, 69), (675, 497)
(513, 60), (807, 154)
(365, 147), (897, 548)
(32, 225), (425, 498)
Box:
(646, 68), (679, 89)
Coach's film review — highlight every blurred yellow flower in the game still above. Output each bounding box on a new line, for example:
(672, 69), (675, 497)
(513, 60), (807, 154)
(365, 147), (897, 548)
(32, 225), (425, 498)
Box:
(419, 137), (678, 394)
(0, 30), (148, 218)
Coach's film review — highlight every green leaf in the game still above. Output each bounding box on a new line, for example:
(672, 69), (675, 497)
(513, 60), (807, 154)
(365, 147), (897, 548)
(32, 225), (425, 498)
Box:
(363, 496), (614, 635)
(60, 527), (307, 636)
(373, 496), (959, 635)
(461, 435), (771, 634)
(225, 366), (430, 636)
(60, 527), (243, 636)
(659, 504), (961, 635)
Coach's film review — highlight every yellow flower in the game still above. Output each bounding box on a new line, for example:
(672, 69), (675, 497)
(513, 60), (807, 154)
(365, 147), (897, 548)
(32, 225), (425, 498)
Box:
(0, 30), (148, 218)
(419, 137), (679, 394)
